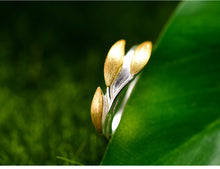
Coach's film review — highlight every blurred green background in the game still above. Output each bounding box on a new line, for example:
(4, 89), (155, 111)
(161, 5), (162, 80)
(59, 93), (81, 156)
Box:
(0, 2), (179, 165)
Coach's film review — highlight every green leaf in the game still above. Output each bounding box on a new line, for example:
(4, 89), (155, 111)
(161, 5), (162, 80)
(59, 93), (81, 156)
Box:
(56, 156), (83, 165)
(101, 1), (220, 165)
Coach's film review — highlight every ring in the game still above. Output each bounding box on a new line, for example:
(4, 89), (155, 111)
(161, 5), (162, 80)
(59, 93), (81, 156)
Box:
(90, 39), (152, 139)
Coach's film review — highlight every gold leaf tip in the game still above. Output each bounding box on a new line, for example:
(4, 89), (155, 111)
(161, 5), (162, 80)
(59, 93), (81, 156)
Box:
(104, 39), (126, 86)
(130, 41), (152, 75)
(90, 86), (103, 133)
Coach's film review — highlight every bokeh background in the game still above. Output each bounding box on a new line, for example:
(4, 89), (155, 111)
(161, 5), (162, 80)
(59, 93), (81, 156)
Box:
(0, 2), (179, 165)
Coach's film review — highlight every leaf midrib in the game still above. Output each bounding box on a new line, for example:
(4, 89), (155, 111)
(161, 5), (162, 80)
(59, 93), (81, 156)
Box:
(154, 118), (220, 164)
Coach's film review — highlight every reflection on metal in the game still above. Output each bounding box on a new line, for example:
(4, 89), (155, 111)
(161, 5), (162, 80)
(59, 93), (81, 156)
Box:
(111, 76), (139, 134)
